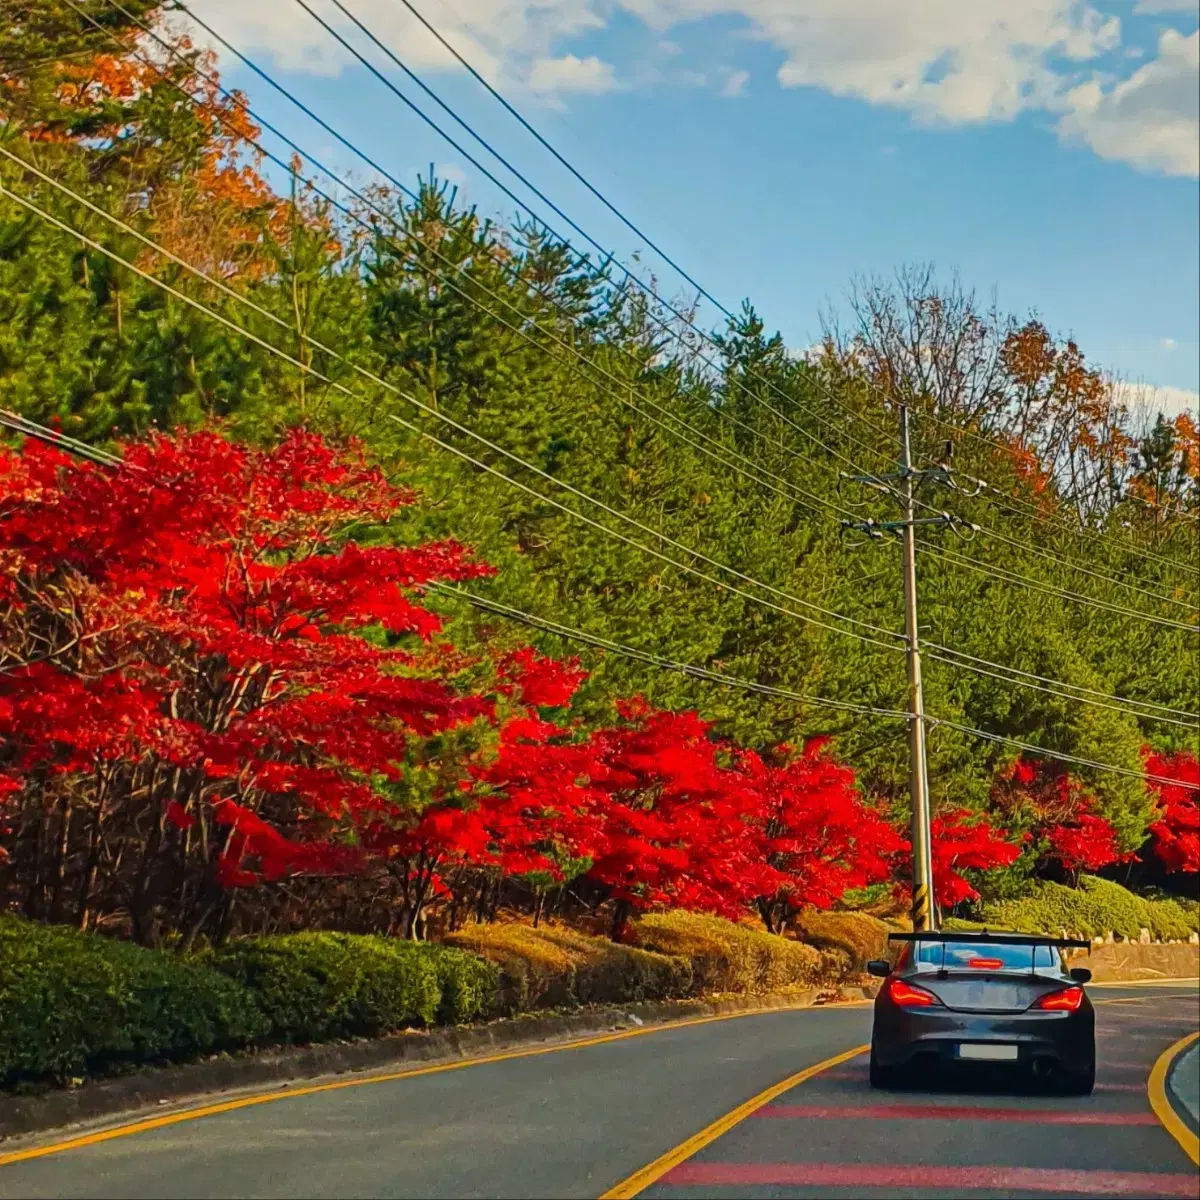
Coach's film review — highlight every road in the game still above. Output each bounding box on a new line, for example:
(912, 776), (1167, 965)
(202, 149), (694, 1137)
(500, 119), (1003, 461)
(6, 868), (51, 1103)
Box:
(0, 984), (1196, 1200)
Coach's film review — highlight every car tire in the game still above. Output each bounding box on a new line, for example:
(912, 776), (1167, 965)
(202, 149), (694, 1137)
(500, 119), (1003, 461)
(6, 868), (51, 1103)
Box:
(1059, 1058), (1096, 1096)
(869, 1047), (904, 1089)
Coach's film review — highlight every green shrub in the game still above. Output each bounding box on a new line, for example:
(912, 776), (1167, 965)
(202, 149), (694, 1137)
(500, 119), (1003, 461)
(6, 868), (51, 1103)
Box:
(0, 915), (264, 1087)
(425, 944), (501, 1024)
(208, 932), (447, 1043)
(977, 876), (1197, 942)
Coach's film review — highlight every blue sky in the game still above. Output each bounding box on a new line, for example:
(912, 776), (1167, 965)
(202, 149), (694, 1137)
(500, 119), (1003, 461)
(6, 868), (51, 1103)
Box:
(187, 0), (1200, 414)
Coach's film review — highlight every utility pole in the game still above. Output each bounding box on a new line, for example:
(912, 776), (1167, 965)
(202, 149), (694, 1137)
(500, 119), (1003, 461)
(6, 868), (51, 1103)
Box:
(898, 404), (935, 931)
(840, 404), (979, 933)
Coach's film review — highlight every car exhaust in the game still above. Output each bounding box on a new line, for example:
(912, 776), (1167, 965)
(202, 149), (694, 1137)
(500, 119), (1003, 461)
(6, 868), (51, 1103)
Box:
(1031, 1056), (1055, 1078)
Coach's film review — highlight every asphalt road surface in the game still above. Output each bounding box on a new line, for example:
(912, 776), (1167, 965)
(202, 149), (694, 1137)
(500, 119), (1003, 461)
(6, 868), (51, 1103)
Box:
(0, 984), (1196, 1200)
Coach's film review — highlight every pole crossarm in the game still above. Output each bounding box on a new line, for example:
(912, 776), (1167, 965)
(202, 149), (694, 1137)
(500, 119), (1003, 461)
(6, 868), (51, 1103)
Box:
(839, 514), (980, 542)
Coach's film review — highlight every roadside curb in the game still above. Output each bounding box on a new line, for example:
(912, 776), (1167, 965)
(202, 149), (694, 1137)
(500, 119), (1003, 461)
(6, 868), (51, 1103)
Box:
(0, 985), (873, 1145)
(1148, 1030), (1200, 1167)
(1166, 1039), (1199, 1135)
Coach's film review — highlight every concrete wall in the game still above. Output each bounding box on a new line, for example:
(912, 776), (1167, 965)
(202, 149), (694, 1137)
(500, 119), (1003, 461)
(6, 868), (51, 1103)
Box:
(1066, 941), (1199, 982)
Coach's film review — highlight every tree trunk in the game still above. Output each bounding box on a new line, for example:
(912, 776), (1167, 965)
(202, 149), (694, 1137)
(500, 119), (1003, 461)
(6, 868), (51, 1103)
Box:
(610, 899), (631, 942)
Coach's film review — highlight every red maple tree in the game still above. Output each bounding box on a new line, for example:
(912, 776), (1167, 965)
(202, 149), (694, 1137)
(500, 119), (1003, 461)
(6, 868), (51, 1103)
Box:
(0, 428), (493, 944)
(1144, 749), (1200, 876)
(991, 757), (1128, 880)
(739, 738), (903, 933)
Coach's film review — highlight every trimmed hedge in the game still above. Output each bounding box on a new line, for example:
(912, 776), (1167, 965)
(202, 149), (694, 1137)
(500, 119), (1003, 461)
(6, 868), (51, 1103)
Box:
(978, 876), (1198, 942)
(206, 932), (499, 1043)
(426, 943), (503, 1025)
(0, 915), (264, 1088)
(0, 919), (500, 1088)
(444, 922), (690, 1012)
(789, 910), (894, 972)
(634, 911), (826, 992)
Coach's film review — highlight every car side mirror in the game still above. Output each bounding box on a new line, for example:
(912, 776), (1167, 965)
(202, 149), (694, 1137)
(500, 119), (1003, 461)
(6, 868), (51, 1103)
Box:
(867, 959), (891, 978)
(1069, 967), (1091, 984)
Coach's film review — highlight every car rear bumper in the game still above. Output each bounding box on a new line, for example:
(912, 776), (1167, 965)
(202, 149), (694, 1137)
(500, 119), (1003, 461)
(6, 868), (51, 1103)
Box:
(872, 1004), (1094, 1073)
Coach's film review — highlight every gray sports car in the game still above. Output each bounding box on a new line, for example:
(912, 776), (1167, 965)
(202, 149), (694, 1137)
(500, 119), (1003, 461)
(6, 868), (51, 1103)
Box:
(867, 931), (1095, 1094)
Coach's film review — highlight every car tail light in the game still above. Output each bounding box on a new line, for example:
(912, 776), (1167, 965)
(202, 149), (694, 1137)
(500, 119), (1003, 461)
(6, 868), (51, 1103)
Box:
(967, 957), (1004, 970)
(887, 977), (940, 1008)
(1033, 986), (1085, 1011)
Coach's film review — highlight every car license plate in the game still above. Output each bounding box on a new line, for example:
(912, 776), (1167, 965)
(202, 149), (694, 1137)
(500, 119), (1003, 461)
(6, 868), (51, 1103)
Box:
(956, 1043), (1019, 1061)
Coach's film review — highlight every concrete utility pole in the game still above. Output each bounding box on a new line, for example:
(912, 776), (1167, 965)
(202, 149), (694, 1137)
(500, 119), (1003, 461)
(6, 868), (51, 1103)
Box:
(898, 405), (935, 931)
(840, 404), (979, 933)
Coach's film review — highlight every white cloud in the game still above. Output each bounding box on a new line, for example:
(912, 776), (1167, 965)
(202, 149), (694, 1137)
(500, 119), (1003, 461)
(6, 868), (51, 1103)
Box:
(721, 68), (750, 97)
(434, 161), (468, 186)
(184, 0), (599, 94)
(1132, 2), (1199, 13)
(622, 0), (1121, 122)
(1160, 336), (1178, 348)
(185, 1), (1199, 173)
(188, 0), (1121, 114)
(1126, 382), (1200, 417)
(1058, 29), (1199, 176)
(527, 53), (618, 94)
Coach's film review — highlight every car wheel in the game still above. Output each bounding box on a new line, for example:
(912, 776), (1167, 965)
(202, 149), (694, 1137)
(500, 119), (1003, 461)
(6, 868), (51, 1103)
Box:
(869, 1047), (904, 1089)
(1059, 1058), (1096, 1096)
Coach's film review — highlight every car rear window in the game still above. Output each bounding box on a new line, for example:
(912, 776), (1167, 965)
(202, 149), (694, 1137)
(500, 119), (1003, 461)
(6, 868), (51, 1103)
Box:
(904, 940), (1065, 973)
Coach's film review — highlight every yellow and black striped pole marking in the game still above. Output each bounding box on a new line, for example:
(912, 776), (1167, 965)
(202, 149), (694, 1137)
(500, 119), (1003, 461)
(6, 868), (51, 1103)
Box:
(911, 880), (934, 932)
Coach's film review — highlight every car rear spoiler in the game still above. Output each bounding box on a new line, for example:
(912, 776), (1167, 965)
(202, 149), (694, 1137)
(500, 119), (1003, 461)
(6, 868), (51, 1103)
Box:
(887, 931), (1092, 950)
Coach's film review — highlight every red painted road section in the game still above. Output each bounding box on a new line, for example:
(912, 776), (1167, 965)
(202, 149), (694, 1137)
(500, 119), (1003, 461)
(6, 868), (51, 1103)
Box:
(754, 1103), (1159, 1124)
(640, 992), (1200, 1199)
(661, 1162), (1199, 1196)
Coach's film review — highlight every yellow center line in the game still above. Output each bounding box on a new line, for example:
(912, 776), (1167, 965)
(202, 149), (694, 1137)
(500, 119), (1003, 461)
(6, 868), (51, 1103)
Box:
(598, 1044), (869, 1200)
(598, 994), (1197, 1198)
(1147, 1030), (1200, 1167)
(0, 998), (871, 1168)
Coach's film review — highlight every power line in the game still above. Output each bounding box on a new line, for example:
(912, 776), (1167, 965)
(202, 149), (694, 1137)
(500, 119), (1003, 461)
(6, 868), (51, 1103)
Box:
(392, 0), (1198, 581)
(4, 356), (1191, 792)
(354, 0), (1198, 588)
(924, 649), (1199, 730)
(9, 392), (1191, 788)
(7, 138), (1193, 729)
(385, 0), (736, 327)
(0, 407), (125, 467)
(429, 585), (912, 722)
(104, 0), (1195, 621)
(924, 642), (1199, 722)
(83, 0), (873, 526)
(8, 169), (1194, 740)
(9, 21), (1195, 711)
(933, 720), (1195, 791)
(287, 0), (1197, 610)
(917, 538), (1198, 634)
(0, 173), (906, 653)
(188, 0), (902, 478)
(432, 588), (1196, 790)
(946, 458), (1199, 572)
(53, 8), (1196, 658)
